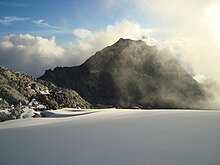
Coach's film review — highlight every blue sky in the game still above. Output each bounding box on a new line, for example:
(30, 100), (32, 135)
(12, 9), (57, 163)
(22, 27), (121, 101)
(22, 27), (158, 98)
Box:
(0, 0), (155, 45)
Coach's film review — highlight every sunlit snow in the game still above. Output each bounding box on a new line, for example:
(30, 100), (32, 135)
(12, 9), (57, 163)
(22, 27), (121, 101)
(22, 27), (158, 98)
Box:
(1, 109), (220, 165)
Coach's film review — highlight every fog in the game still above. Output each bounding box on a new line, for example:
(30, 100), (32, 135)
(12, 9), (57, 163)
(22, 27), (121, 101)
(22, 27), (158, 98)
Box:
(128, 0), (220, 108)
(132, 0), (220, 82)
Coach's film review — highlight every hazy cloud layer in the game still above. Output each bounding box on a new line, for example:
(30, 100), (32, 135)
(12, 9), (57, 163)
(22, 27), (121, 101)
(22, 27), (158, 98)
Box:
(0, 20), (153, 76)
(32, 19), (62, 29)
(0, 16), (30, 25)
(150, 0), (220, 82)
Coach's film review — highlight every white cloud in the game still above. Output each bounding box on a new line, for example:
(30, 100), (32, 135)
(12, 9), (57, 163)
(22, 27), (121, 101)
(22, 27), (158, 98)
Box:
(73, 20), (155, 54)
(0, 20), (154, 76)
(0, 16), (30, 25)
(0, 34), (65, 76)
(32, 19), (62, 29)
(73, 29), (92, 39)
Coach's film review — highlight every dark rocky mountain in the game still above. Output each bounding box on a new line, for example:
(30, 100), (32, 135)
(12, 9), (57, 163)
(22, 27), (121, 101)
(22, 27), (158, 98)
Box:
(0, 65), (91, 110)
(40, 38), (206, 109)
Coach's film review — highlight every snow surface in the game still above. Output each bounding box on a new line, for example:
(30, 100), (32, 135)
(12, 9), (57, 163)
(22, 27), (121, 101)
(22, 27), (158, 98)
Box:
(0, 106), (41, 120)
(39, 90), (50, 95)
(0, 109), (11, 115)
(20, 107), (40, 119)
(193, 74), (207, 84)
(1, 109), (220, 165)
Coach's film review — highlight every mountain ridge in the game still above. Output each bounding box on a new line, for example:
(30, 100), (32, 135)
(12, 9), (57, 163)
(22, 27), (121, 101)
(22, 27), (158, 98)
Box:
(40, 38), (206, 109)
(0, 65), (91, 110)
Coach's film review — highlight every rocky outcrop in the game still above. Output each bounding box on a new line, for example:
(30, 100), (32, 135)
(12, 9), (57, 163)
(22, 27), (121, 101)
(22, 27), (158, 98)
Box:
(0, 98), (9, 109)
(33, 88), (91, 110)
(40, 38), (206, 109)
(0, 66), (92, 111)
(0, 105), (22, 122)
(0, 86), (28, 105)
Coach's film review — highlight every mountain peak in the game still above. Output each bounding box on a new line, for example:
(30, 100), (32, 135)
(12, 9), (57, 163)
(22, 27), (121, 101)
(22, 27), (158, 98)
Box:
(115, 38), (147, 46)
(40, 39), (206, 109)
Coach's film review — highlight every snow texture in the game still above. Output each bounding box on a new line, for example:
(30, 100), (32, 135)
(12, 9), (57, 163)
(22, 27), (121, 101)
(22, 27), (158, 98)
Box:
(0, 109), (220, 165)
(20, 107), (39, 119)
(193, 74), (207, 84)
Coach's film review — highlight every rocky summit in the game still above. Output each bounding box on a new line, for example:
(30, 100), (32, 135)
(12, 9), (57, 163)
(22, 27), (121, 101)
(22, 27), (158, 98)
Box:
(0, 65), (91, 111)
(40, 38), (206, 109)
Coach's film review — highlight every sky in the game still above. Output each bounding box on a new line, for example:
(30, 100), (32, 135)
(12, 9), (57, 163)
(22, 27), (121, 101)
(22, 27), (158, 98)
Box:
(0, 0), (155, 45)
(0, 0), (220, 79)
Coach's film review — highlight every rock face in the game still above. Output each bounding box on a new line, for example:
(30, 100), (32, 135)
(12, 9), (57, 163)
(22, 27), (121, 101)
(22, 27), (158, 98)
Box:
(40, 38), (206, 109)
(0, 66), (91, 110)
(0, 98), (9, 109)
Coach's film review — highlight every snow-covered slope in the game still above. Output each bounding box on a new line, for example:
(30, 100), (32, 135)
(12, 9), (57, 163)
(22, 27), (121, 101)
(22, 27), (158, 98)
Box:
(0, 109), (220, 165)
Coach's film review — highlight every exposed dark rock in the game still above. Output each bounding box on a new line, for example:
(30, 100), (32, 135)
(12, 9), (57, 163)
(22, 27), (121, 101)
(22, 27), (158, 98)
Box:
(0, 105), (23, 122)
(9, 106), (23, 120)
(0, 112), (9, 122)
(32, 112), (42, 118)
(32, 87), (91, 110)
(40, 38), (206, 109)
(0, 65), (92, 112)
(0, 98), (9, 109)
(0, 86), (28, 105)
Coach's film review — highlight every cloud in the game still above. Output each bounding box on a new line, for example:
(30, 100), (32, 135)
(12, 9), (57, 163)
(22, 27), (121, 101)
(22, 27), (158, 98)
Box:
(73, 29), (92, 39)
(73, 19), (155, 53)
(102, 0), (220, 82)
(0, 34), (65, 76)
(143, 0), (220, 82)
(0, 20), (154, 76)
(0, 16), (30, 25)
(32, 19), (62, 29)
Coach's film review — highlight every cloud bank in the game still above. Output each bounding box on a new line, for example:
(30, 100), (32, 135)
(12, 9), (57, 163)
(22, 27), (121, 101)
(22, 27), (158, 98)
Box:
(0, 34), (64, 76)
(0, 20), (153, 76)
